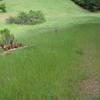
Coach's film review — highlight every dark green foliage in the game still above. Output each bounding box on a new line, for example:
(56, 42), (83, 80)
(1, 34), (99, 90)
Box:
(0, 3), (6, 12)
(72, 0), (100, 12)
(0, 29), (15, 47)
(75, 49), (84, 55)
(7, 10), (46, 25)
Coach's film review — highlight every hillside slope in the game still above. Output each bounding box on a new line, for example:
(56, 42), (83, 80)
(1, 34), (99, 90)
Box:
(0, 0), (100, 100)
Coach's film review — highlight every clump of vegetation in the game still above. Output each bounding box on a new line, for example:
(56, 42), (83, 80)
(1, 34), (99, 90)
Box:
(75, 49), (84, 55)
(7, 10), (46, 25)
(0, 29), (22, 51)
(0, 3), (6, 12)
(72, 0), (100, 12)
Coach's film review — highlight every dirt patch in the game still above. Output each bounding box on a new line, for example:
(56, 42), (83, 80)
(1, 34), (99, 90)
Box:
(80, 77), (100, 95)
(80, 76), (100, 100)
(79, 45), (100, 100)
(0, 44), (36, 56)
(0, 13), (16, 21)
(1, 46), (28, 55)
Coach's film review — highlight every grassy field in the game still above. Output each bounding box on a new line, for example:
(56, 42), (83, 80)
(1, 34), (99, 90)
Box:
(0, 0), (100, 100)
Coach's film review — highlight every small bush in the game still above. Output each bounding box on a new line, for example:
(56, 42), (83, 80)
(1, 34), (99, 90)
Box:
(0, 29), (23, 51)
(7, 10), (46, 25)
(0, 29), (14, 47)
(0, 3), (6, 12)
(71, 0), (100, 12)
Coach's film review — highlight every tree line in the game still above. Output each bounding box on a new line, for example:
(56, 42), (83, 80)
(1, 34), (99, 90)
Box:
(72, 0), (100, 12)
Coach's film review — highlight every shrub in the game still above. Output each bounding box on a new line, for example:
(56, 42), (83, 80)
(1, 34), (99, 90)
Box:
(7, 10), (46, 25)
(71, 0), (100, 12)
(0, 29), (14, 47)
(0, 3), (6, 12)
(0, 29), (23, 51)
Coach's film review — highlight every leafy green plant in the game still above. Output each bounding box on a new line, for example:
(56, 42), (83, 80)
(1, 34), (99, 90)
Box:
(0, 29), (14, 48)
(0, 3), (6, 12)
(7, 10), (46, 25)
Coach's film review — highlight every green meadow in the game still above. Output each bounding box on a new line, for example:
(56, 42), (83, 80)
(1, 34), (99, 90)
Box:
(0, 0), (100, 100)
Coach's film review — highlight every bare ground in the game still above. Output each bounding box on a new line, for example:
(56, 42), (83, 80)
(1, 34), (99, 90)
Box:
(1, 46), (28, 56)
(80, 76), (100, 100)
(79, 45), (100, 100)
(0, 13), (16, 22)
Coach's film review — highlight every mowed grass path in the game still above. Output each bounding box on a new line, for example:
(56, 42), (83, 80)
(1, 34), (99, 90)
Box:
(0, 0), (100, 100)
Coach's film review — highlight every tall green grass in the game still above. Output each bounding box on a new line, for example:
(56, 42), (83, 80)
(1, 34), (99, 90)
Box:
(0, 0), (100, 100)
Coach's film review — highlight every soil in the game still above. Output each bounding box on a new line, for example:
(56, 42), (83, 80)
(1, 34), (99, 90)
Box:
(1, 46), (28, 55)
(80, 76), (100, 100)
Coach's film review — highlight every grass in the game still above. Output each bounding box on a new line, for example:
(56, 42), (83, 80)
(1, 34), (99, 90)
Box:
(0, 0), (100, 100)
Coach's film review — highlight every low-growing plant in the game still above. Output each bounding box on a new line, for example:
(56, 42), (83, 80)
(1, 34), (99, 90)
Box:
(7, 10), (46, 25)
(0, 29), (14, 47)
(0, 29), (22, 51)
(0, 3), (6, 12)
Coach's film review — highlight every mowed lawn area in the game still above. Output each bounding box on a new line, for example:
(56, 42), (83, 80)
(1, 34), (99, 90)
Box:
(0, 0), (100, 100)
